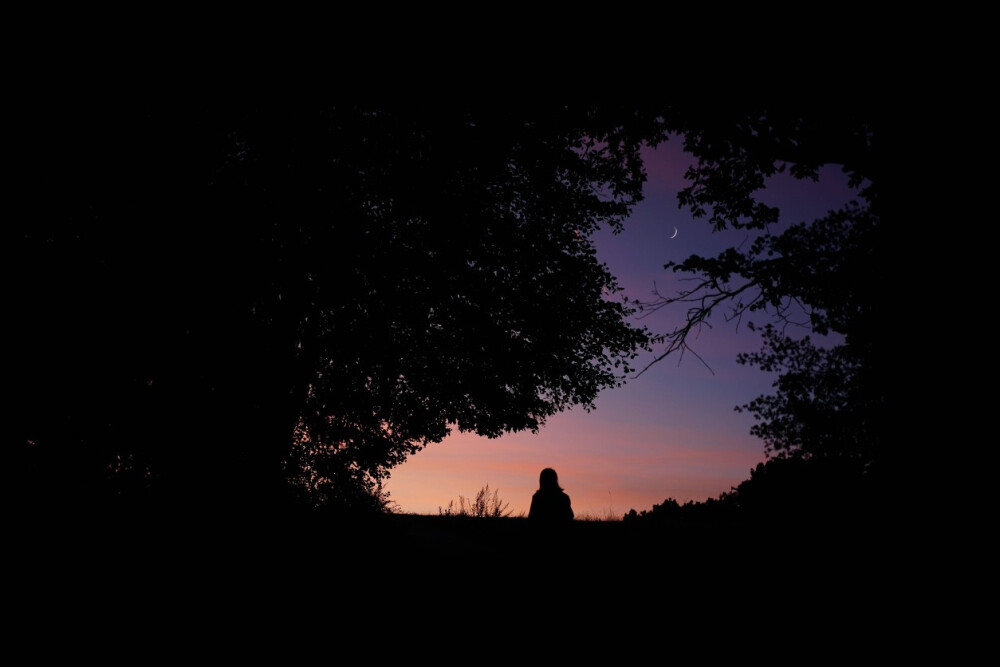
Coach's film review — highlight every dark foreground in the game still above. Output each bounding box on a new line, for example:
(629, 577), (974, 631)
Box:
(11, 509), (894, 589)
(7, 509), (903, 649)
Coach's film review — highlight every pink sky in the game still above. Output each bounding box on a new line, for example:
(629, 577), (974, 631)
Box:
(385, 138), (856, 518)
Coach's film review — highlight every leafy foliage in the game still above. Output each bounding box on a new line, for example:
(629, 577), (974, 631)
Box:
(8, 102), (663, 517)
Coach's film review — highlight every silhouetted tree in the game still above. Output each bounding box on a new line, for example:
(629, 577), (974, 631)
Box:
(637, 105), (882, 487)
(8, 102), (663, 520)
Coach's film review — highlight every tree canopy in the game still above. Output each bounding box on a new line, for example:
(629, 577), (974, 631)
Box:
(9, 103), (663, 519)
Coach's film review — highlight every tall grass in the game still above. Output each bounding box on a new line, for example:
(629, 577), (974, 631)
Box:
(438, 484), (513, 518)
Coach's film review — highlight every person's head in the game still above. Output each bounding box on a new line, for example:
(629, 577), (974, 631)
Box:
(539, 467), (561, 492)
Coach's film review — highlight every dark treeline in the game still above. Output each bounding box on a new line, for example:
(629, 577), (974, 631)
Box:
(624, 455), (880, 530)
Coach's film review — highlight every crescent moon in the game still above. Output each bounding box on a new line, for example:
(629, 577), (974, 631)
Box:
(669, 226), (678, 239)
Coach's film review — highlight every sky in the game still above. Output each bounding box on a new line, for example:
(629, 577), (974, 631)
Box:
(384, 136), (858, 518)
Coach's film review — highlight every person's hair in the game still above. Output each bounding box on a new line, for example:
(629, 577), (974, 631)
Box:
(539, 467), (562, 492)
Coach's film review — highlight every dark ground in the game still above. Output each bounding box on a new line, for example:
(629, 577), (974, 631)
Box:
(12, 509), (891, 577)
(7, 510), (902, 647)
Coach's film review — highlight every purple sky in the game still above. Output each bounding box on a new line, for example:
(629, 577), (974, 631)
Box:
(385, 137), (857, 518)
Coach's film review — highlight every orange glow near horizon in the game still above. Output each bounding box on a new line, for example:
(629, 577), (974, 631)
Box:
(385, 368), (770, 518)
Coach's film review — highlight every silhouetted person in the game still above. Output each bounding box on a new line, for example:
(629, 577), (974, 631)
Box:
(529, 468), (574, 522)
